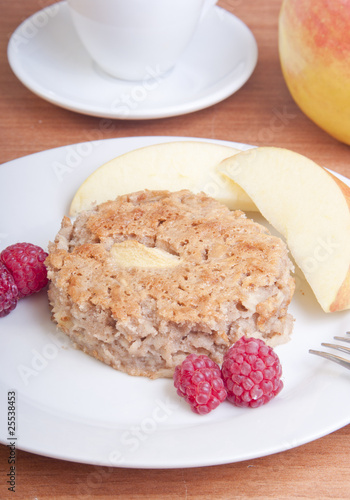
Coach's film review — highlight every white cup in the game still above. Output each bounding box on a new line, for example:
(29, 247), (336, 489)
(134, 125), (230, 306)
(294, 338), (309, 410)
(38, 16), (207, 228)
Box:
(67, 0), (217, 81)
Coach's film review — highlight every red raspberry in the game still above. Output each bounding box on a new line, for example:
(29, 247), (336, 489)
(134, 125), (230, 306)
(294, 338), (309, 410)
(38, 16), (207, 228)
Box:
(174, 354), (227, 415)
(1, 243), (48, 298)
(0, 262), (19, 317)
(221, 337), (283, 408)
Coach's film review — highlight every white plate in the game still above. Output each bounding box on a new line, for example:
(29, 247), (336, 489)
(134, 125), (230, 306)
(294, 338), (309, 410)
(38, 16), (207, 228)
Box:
(1, 136), (350, 469)
(7, 2), (257, 120)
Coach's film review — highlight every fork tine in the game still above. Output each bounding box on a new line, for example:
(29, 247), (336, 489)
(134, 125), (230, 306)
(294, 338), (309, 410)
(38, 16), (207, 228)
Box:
(333, 336), (350, 344)
(309, 349), (350, 370)
(321, 343), (350, 355)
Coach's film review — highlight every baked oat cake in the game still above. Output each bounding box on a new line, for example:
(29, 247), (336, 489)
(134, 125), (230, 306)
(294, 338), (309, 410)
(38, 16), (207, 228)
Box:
(46, 190), (295, 378)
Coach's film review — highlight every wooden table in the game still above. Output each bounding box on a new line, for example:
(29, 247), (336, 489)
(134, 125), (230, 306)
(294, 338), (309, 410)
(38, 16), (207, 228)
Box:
(1, 0), (350, 498)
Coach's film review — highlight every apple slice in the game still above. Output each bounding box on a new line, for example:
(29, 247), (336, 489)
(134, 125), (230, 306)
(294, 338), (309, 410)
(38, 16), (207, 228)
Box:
(69, 141), (257, 216)
(218, 146), (350, 313)
(110, 240), (182, 269)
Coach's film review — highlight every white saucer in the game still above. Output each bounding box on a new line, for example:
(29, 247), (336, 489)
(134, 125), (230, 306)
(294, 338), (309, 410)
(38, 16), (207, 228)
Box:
(7, 1), (258, 119)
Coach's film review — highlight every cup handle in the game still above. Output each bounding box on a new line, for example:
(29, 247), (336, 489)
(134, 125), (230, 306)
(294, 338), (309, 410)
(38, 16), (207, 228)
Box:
(200, 0), (218, 21)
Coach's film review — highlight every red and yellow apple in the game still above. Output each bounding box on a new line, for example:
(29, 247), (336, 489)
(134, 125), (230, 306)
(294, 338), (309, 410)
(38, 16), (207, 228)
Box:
(279, 0), (350, 145)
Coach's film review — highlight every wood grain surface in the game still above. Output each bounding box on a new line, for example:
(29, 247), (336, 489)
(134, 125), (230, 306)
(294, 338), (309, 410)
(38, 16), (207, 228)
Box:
(1, 0), (350, 498)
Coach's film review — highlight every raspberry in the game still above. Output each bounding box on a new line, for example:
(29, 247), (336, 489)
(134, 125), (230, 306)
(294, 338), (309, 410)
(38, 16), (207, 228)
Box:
(0, 262), (19, 317)
(221, 336), (283, 408)
(1, 243), (48, 298)
(174, 354), (227, 415)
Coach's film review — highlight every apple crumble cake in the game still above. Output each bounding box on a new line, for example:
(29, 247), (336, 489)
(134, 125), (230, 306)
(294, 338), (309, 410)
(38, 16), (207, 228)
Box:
(46, 190), (295, 378)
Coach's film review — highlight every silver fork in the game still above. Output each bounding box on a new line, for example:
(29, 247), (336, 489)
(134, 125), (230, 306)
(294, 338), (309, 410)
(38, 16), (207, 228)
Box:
(309, 332), (350, 370)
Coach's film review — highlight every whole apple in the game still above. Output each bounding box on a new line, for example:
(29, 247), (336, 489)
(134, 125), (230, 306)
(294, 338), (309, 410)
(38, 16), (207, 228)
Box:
(279, 0), (350, 145)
